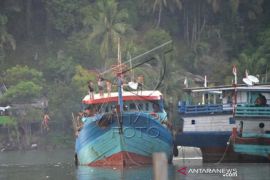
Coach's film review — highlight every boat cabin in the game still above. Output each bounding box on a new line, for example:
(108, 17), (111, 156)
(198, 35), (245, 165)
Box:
(82, 91), (165, 114)
(179, 84), (270, 115)
(179, 85), (234, 114)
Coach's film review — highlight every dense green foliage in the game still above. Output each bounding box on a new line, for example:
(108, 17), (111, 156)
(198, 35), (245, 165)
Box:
(0, 0), (270, 126)
(0, 116), (16, 125)
(0, 65), (43, 103)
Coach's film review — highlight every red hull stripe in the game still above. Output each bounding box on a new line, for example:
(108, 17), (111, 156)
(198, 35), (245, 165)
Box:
(83, 96), (160, 104)
(234, 136), (270, 145)
(88, 151), (152, 167)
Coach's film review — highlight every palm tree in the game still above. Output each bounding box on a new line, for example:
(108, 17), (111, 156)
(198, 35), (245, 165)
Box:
(236, 51), (266, 77)
(0, 15), (15, 50)
(0, 15), (15, 67)
(82, 0), (131, 66)
(207, 0), (221, 13)
(143, 0), (182, 27)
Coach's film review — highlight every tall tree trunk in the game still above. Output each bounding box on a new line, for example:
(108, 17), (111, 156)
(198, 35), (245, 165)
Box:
(198, 2), (201, 42)
(185, 8), (190, 45)
(25, 0), (32, 39)
(44, 5), (51, 48)
(157, 6), (162, 27)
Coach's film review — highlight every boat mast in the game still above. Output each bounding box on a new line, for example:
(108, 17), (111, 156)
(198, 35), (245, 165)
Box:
(117, 38), (124, 112)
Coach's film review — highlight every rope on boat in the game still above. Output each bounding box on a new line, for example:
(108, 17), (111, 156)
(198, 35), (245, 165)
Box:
(215, 136), (233, 164)
(181, 146), (185, 164)
(100, 40), (172, 76)
(126, 151), (143, 166)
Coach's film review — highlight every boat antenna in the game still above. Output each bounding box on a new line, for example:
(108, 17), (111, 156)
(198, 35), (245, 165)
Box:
(266, 64), (268, 83)
(232, 65), (237, 85)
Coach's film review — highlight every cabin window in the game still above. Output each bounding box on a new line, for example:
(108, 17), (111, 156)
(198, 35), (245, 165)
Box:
(259, 123), (265, 129)
(124, 104), (128, 111)
(129, 103), (137, 111)
(152, 103), (161, 112)
(96, 105), (101, 112)
(138, 103), (144, 111)
(227, 95), (232, 104)
(111, 105), (116, 111)
(229, 117), (235, 124)
(146, 103), (149, 111)
(191, 119), (196, 125)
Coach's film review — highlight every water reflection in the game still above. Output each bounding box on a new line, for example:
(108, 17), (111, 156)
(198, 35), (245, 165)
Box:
(0, 149), (269, 180)
(77, 166), (153, 180)
(76, 165), (177, 180)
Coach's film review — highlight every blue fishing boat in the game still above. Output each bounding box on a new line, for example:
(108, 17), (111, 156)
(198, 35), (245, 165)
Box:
(75, 90), (173, 167)
(230, 85), (270, 162)
(74, 40), (174, 167)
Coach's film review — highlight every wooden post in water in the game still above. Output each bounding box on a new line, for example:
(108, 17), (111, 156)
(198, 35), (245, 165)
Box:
(153, 152), (168, 180)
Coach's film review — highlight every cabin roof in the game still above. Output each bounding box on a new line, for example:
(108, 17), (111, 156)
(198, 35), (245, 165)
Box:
(82, 90), (163, 104)
(184, 84), (270, 93)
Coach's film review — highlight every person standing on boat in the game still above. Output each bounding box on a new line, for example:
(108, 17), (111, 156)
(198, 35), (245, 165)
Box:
(98, 76), (105, 97)
(75, 112), (84, 137)
(150, 103), (161, 119)
(106, 80), (112, 97)
(88, 80), (94, 99)
(255, 93), (267, 106)
(137, 75), (144, 94)
(260, 94), (267, 106)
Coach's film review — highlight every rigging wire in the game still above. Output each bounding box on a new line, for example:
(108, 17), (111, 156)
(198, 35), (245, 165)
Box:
(100, 40), (172, 76)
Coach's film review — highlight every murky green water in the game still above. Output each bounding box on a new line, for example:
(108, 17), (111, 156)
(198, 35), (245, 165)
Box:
(0, 149), (269, 180)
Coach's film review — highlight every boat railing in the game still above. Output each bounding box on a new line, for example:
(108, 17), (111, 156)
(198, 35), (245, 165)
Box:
(178, 101), (232, 114)
(235, 104), (270, 117)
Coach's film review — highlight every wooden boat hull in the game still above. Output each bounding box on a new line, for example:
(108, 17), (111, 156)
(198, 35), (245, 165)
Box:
(231, 133), (270, 162)
(75, 112), (173, 167)
(89, 151), (152, 167)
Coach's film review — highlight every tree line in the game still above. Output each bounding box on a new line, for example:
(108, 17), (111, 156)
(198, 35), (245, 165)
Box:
(0, 0), (270, 129)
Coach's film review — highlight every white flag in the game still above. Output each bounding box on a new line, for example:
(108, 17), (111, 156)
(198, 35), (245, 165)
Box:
(204, 75), (207, 87)
(232, 65), (237, 84)
(184, 77), (188, 88)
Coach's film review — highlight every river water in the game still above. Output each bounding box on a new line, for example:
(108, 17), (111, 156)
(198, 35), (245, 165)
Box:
(0, 149), (269, 180)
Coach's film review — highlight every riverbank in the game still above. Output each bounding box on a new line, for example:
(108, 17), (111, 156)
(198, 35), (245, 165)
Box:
(0, 131), (74, 152)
